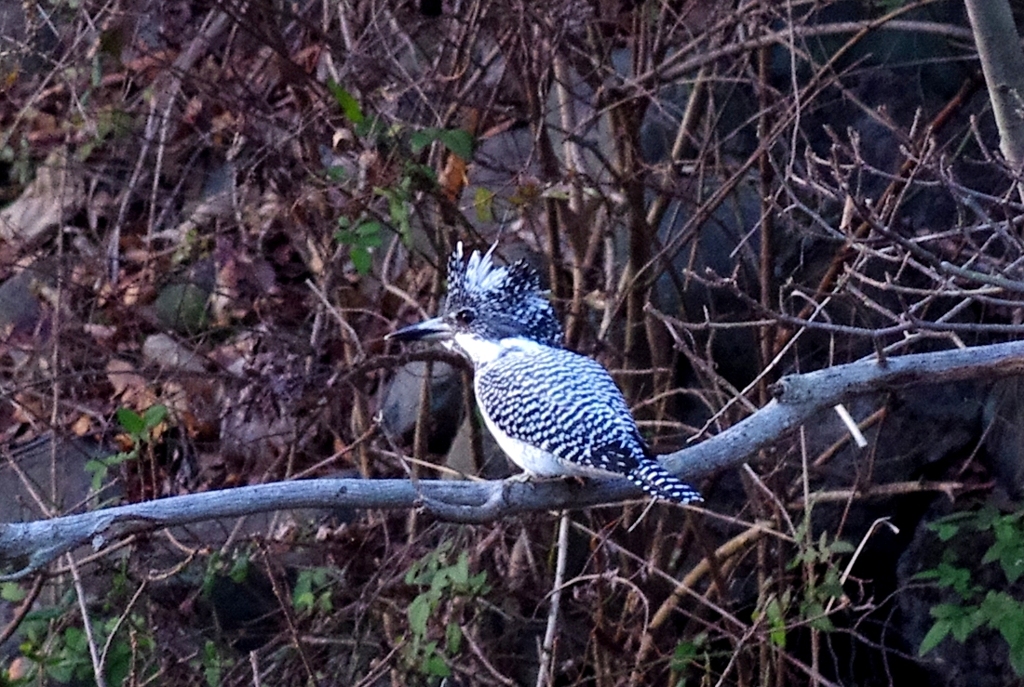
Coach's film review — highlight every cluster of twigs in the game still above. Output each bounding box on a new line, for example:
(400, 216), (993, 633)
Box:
(2, 0), (1024, 684)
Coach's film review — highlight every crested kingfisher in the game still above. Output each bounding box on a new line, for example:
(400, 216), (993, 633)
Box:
(388, 243), (702, 504)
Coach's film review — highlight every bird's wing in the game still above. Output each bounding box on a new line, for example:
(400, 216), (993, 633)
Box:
(474, 347), (644, 474)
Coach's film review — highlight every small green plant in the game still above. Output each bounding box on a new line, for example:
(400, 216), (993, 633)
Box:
(200, 549), (252, 598)
(326, 81), (474, 275)
(0, 135), (32, 186)
(293, 566), (335, 615)
(754, 592), (791, 648)
(1, 582), (26, 603)
(787, 529), (853, 633)
(915, 505), (1024, 673)
(326, 80), (365, 125)
(670, 632), (709, 686)
(335, 218), (383, 275)
(751, 527), (851, 650)
(402, 540), (489, 679)
(17, 604), (155, 685)
(85, 405), (168, 495)
(195, 640), (232, 687)
(408, 127), (474, 160)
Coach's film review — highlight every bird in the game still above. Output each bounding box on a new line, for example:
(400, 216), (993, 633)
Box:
(387, 242), (702, 504)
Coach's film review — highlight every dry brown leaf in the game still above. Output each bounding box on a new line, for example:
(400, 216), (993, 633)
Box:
(106, 359), (158, 409)
(70, 414), (93, 437)
(0, 149), (85, 248)
(141, 333), (208, 374)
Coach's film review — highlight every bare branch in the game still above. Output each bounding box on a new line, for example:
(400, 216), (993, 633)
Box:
(4, 340), (1024, 581)
(660, 339), (1024, 476)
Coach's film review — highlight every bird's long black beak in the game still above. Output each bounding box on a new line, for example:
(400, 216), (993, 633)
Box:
(386, 316), (453, 342)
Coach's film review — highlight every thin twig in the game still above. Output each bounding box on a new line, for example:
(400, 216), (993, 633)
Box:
(536, 511), (570, 687)
(67, 553), (108, 687)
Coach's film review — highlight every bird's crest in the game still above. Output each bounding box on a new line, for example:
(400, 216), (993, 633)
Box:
(445, 242), (563, 347)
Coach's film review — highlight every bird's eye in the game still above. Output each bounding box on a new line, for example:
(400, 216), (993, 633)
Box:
(455, 308), (475, 325)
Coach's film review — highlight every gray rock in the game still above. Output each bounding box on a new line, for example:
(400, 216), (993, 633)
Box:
(445, 415), (511, 481)
(984, 377), (1024, 498)
(380, 361), (464, 454)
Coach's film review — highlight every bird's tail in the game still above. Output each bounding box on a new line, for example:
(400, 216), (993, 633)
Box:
(629, 460), (702, 504)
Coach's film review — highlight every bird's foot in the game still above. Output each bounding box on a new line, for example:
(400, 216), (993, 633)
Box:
(560, 475), (587, 488)
(505, 471), (535, 484)
(505, 472), (582, 486)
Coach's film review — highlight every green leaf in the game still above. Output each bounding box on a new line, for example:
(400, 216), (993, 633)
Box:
(407, 593), (434, 639)
(828, 539), (856, 554)
(1, 582), (26, 602)
(980, 591), (1024, 665)
(63, 626), (86, 652)
(918, 619), (951, 655)
(293, 569), (317, 613)
(408, 127), (474, 158)
(450, 552), (470, 588)
(672, 639), (699, 671)
(801, 600), (834, 632)
(294, 593), (313, 614)
(355, 221), (383, 248)
(378, 187), (410, 241)
(917, 562), (975, 597)
(116, 407), (145, 435)
(817, 578), (845, 600)
(84, 459), (108, 477)
(422, 649), (451, 677)
(408, 129), (436, 154)
(84, 459), (108, 491)
(350, 246), (372, 275)
(437, 128), (473, 159)
(926, 510), (976, 540)
(469, 570), (489, 594)
(154, 282), (210, 333)
(932, 521), (961, 541)
(354, 115), (385, 140)
(972, 504), (1003, 531)
(202, 640), (223, 687)
(764, 597), (787, 648)
(228, 555), (249, 584)
(337, 220), (382, 272)
(46, 661), (75, 684)
(984, 518), (1024, 583)
(142, 404), (168, 431)
(317, 589), (334, 613)
(473, 187), (495, 222)
(808, 613), (835, 632)
(445, 621), (462, 654)
(1010, 642), (1024, 678)
(933, 603), (985, 642)
(326, 80), (364, 124)
(431, 566), (451, 593)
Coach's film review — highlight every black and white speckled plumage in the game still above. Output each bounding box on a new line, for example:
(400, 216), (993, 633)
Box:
(392, 243), (702, 504)
(473, 341), (702, 504)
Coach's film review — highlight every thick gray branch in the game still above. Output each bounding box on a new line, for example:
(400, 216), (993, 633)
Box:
(4, 340), (1024, 580)
(661, 340), (1024, 477)
(964, 0), (1024, 200)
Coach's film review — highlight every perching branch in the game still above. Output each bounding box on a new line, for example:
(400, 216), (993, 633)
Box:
(3, 340), (1024, 580)
(660, 339), (1024, 478)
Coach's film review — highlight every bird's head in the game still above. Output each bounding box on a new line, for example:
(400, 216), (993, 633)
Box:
(388, 242), (563, 353)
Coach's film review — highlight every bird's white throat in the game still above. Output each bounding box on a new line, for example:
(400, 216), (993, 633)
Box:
(450, 333), (546, 366)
